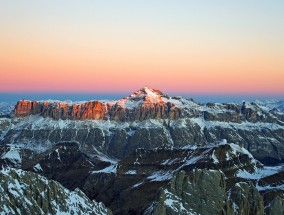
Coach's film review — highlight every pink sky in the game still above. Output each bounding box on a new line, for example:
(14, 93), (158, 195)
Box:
(0, 1), (283, 95)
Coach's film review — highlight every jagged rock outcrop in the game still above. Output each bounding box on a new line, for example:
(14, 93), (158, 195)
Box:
(117, 143), (262, 179)
(0, 140), (283, 215)
(83, 144), (268, 214)
(27, 142), (98, 190)
(266, 195), (284, 215)
(148, 170), (228, 215)
(0, 168), (112, 215)
(228, 182), (264, 215)
(147, 170), (264, 215)
(14, 100), (108, 120)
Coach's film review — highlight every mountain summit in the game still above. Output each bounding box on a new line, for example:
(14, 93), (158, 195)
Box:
(13, 87), (182, 121)
(128, 87), (167, 102)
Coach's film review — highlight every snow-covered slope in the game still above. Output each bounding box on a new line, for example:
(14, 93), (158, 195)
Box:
(1, 110), (284, 164)
(88, 142), (283, 214)
(255, 99), (284, 112)
(0, 168), (112, 215)
(7, 88), (284, 163)
(0, 102), (14, 116)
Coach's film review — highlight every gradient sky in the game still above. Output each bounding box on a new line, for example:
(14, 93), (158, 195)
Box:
(0, 0), (284, 96)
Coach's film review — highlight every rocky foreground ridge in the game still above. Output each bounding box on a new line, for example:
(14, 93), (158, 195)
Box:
(1, 141), (284, 214)
(0, 168), (111, 215)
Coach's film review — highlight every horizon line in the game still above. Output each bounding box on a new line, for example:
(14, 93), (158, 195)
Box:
(0, 91), (283, 97)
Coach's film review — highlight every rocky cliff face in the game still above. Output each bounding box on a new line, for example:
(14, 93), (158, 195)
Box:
(147, 170), (264, 215)
(14, 100), (108, 120)
(266, 195), (284, 215)
(0, 168), (112, 215)
(13, 87), (183, 121)
(1, 113), (283, 164)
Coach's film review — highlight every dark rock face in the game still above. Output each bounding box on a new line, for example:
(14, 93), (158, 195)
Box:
(2, 115), (284, 164)
(228, 182), (264, 215)
(149, 170), (229, 215)
(0, 142), (115, 192)
(1, 141), (283, 215)
(266, 195), (284, 215)
(27, 142), (97, 190)
(148, 170), (264, 215)
(82, 172), (116, 200)
(82, 144), (268, 214)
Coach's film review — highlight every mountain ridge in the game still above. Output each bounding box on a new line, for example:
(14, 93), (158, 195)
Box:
(1, 87), (283, 164)
(12, 87), (284, 123)
(13, 87), (183, 121)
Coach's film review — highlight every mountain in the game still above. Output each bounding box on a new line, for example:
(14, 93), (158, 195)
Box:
(147, 169), (264, 215)
(13, 87), (181, 120)
(84, 142), (284, 214)
(1, 140), (283, 214)
(1, 87), (284, 164)
(1, 87), (284, 214)
(12, 87), (284, 122)
(0, 168), (111, 215)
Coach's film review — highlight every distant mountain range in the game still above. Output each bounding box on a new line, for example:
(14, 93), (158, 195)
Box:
(254, 99), (284, 112)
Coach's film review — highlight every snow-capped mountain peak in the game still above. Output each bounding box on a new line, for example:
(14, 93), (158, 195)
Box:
(112, 87), (167, 110)
(128, 86), (166, 101)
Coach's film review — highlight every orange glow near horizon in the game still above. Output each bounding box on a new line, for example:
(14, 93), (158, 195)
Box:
(0, 1), (284, 95)
(1, 36), (283, 95)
